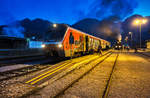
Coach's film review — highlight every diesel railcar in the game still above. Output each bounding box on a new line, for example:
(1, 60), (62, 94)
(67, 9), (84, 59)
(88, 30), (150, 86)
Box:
(42, 24), (110, 57)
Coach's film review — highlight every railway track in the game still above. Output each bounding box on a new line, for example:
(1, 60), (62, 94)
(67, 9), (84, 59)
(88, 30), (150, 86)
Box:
(102, 53), (119, 98)
(24, 51), (112, 85)
(136, 52), (150, 62)
(51, 53), (110, 97)
(0, 51), (112, 98)
(13, 51), (111, 98)
(138, 52), (150, 57)
(0, 52), (110, 82)
(51, 52), (114, 98)
(0, 54), (47, 65)
(23, 51), (111, 97)
(0, 56), (67, 81)
(51, 52), (119, 98)
(0, 64), (50, 81)
(53, 51), (112, 83)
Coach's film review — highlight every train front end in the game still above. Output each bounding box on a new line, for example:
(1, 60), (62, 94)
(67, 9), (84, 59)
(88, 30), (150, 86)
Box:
(42, 24), (67, 57)
(42, 42), (65, 57)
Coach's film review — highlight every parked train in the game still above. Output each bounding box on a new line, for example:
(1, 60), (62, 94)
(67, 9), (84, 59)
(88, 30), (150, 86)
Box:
(42, 24), (110, 57)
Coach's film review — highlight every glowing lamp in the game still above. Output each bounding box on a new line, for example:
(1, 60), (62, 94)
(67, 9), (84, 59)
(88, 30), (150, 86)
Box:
(53, 24), (57, 28)
(41, 44), (45, 48)
(142, 19), (148, 24)
(58, 44), (62, 48)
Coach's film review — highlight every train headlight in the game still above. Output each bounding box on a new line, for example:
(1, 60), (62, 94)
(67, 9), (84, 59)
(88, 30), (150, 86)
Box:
(58, 44), (62, 48)
(41, 44), (46, 48)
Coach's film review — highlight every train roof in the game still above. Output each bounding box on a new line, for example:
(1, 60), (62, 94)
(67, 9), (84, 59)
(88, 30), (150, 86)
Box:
(67, 26), (109, 43)
(45, 24), (110, 43)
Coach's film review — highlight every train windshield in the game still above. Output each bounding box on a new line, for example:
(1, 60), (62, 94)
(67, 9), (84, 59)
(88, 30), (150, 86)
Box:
(45, 24), (67, 42)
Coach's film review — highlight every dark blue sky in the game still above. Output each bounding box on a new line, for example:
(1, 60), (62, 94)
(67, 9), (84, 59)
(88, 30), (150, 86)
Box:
(0, 0), (150, 25)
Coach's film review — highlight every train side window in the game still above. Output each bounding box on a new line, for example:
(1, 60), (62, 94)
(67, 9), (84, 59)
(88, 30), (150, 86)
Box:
(69, 32), (74, 44)
(75, 40), (79, 45)
(80, 36), (83, 42)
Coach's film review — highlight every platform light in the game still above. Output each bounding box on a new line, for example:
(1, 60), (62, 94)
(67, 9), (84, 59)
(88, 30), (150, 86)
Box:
(134, 19), (140, 25)
(41, 44), (45, 48)
(58, 44), (62, 48)
(133, 18), (148, 26)
(53, 24), (57, 28)
(142, 19), (148, 24)
(132, 18), (148, 48)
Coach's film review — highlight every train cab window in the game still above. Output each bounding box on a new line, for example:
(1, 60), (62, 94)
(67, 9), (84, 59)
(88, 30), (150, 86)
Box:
(45, 24), (67, 42)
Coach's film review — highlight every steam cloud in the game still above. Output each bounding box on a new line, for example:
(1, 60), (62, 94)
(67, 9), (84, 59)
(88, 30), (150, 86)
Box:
(87, 0), (138, 20)
(2, 22), (25, 38)
(85, 0), (138, 40)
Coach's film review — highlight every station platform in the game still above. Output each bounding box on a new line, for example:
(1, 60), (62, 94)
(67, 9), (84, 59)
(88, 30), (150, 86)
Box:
(0, 48), (44, 60)
(0, 64), (31, 73)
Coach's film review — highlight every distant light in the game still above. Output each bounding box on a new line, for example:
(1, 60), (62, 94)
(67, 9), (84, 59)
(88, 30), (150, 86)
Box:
(133, 18), (148, 26)
(125, 36), (128, 41)
(142, 19), (148, 24)
(117, 34), (122, 41)
(133, 19), (140, 25)
(129, 32), (132, 35)
(41, 44), (45, 48)
(58, 44), (62, 48)
(53, 24), (57, 28)
(135, 19), (140, 24)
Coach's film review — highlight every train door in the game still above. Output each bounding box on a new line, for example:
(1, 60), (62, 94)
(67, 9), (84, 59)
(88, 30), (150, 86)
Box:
(99, 40), (102, 48)
(85, 36), (89, 51)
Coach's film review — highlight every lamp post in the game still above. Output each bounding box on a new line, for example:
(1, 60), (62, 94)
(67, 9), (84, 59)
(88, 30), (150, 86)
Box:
(133, 18), (148, 48)
(129, 32), (132, 48)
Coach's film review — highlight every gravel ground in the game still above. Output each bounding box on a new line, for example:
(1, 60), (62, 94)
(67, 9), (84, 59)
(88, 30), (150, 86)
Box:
(0, 81), (35, 98)
(27, 52), (112, 98)
(0, 67), (40, 98)
(108, 52), (150, 98)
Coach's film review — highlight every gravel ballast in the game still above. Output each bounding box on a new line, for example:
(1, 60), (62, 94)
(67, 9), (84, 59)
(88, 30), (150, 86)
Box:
(58, 53), (117, 98)
(0, 54), (98, 98)
(27, 53), (113, 98)
(1, 51), (150, 98)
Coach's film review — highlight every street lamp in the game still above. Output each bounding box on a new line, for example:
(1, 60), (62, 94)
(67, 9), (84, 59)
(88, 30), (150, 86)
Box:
(129, 32), (132, 48)
(133, 18), (148, 48)
(53, 24), (57, 28)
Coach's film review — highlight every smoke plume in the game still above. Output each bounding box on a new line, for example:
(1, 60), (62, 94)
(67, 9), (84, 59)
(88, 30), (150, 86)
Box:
(87, 0), (138, 20)
(2, 21), (25, 38)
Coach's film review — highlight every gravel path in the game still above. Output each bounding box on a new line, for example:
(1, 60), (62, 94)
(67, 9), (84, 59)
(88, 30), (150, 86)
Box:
(108, 52), (150, 98)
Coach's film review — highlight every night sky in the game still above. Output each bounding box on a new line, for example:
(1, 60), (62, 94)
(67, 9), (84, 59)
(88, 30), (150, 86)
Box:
(0, 0), (150, 25)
